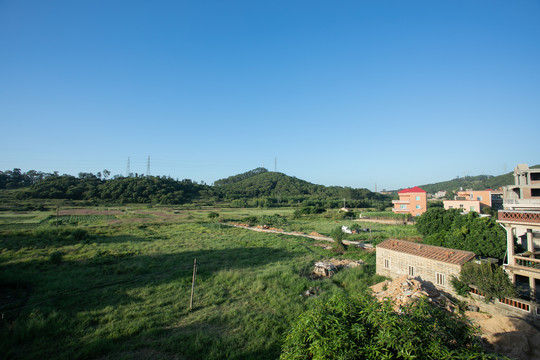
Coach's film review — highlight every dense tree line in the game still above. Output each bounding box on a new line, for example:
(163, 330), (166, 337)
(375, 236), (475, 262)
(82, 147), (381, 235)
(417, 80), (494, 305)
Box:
(416, 208), (506, 260)
(6, 168), (391, 207)
(0, 169), (54, 189)
(16, 173), (209, 205)
(213, 167), (268, 186)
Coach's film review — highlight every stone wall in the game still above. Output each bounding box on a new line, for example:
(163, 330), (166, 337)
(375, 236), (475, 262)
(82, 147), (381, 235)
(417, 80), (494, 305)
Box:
(376, 247), (462, 295)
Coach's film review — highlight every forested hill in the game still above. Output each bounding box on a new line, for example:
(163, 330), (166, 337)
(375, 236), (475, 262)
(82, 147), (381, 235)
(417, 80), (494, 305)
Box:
(214, 170), (389, 208)
(418, 164), (540, 194)
(2, 168), (390, 208)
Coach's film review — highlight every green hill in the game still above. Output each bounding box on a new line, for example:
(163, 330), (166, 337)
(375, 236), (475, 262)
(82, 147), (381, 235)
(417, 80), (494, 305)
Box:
(418, 164), (540, 194)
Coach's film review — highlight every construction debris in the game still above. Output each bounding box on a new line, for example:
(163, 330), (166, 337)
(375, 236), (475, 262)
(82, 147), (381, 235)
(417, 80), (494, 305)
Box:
(312, 258), (365, 277)
(370, 275), (456, 313)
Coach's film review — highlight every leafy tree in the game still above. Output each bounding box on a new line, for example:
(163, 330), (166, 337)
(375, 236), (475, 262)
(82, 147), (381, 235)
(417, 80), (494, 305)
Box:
(416, 208), (506, 260)
(452, 262), (517, 302)
(281, 292), (495, 359)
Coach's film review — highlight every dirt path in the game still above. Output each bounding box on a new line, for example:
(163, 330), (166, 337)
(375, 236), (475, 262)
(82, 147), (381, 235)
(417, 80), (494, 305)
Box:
(225, 223), (374, 249)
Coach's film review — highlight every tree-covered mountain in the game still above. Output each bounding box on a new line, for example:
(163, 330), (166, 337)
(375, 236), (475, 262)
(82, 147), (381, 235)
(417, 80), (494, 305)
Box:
(417, 164), (540, 194)
(6, 167), (390, 208)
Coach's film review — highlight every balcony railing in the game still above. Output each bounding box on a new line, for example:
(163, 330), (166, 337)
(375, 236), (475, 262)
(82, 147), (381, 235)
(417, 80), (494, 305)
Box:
(504, 199), (540, 206)
(498, 210), (540, 224)
(392, 200), (409, 204)
(514, 255), (540, 270)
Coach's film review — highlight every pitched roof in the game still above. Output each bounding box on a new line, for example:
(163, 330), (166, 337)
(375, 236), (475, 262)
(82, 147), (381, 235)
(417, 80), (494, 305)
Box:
(377, 239), (475, 266)
(398, 186), (426, 194)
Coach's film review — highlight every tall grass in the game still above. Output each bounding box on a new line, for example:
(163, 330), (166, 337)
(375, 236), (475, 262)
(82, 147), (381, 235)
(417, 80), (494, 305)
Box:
(0, 215), (382, 359)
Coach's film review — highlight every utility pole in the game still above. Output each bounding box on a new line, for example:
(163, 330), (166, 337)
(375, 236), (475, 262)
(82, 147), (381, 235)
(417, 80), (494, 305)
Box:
(146, 156), (151, 176)
(126, 157), (131, 177)
(190, 258), (198, 310)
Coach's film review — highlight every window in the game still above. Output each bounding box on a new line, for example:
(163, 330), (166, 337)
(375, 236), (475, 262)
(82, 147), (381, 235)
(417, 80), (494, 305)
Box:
(470, 206), (475, 211)
(436, 273), (446, 286)
(416, 205), (421, 209)
(460, 204), (464, 208)
(477, 196), (482, 201)
(415, 196), (420, 201)
(408, 265), (415, 276)
(384, 258), (391, 269)
(400, 204), (407, 209)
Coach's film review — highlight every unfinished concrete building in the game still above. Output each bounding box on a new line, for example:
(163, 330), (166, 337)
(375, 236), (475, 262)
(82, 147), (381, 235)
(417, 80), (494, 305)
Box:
(498, 164), (540, 301)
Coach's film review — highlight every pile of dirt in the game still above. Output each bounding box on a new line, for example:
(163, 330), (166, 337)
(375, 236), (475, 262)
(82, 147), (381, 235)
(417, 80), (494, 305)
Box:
(255, 225), (283, 231)
(370, 275), (455, 313)
(309, 232), (324, 237)
(467, 313), (540, 360)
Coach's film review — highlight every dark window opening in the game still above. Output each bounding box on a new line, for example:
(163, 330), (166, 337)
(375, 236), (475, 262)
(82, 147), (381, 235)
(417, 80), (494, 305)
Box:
(531, 173), (540, 181)
(532, 189), (540, 197)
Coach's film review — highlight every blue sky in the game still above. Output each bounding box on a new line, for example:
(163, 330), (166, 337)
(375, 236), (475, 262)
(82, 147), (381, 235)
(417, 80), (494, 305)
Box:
(1, 0), (539, 190)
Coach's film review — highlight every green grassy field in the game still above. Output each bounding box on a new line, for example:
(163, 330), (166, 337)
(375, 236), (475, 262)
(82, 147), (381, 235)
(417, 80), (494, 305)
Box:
(0, 206), (404, 359)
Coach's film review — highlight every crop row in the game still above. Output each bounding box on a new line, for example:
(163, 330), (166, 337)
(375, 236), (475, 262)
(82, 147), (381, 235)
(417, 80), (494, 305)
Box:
(44, 214), (117, 225)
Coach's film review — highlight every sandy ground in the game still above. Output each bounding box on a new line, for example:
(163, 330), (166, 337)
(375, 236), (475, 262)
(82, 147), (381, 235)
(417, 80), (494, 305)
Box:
(465, 312), (540, 360)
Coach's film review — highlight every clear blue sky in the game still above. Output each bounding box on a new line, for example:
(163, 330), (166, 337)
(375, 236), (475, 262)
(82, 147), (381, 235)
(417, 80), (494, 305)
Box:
(1, 0), (539, 190)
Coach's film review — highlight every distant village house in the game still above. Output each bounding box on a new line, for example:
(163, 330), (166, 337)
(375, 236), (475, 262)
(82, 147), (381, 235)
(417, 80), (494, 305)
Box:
(392, 186), (427, 217)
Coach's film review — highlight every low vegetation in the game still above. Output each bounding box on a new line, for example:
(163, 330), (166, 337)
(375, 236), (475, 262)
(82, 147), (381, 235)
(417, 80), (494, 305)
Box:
(1, 206), (387, 359)
(281, 292), (494, 359)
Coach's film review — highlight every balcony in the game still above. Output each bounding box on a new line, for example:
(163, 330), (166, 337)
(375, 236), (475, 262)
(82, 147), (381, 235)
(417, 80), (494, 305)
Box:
(514, 255), (540, 270)
(498, 210), (540, 225)
(504, 198), (540, 208)
(392, 200), (409, 204)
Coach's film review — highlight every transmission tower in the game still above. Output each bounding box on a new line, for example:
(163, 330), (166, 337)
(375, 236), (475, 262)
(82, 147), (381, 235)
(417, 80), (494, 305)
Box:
(146, 156), (151, 176)
(126, 157), (131, 177)
(274, 157), (277, 172)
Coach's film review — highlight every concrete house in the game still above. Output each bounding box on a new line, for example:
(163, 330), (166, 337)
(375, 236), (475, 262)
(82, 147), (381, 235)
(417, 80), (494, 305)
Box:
(376, 239), (475, 294)
(498, 164), (540, 300)
(443, 189), (496, 213)
(392, 186), (427, 217)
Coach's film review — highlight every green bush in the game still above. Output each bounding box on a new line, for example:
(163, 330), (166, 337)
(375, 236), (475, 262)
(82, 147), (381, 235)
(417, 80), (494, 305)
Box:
(281, 292), (492, 359)
(49, 251), (63, 265)
(453, 262), (517, 302)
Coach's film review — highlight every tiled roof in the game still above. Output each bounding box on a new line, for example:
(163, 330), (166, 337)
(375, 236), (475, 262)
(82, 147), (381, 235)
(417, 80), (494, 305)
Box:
(377, 239), (475, 265)
(398, 186), (426, 194)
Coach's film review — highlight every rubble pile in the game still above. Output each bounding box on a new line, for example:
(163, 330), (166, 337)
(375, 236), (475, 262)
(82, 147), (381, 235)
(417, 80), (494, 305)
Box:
(370, 275), (456, 313)
(309, 232), (324, 237)
(313, 262), (338, 277)
(312, 258), (365, 277)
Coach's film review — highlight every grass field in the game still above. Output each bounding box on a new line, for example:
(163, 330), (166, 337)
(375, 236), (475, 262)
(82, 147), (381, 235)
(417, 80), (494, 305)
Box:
(0, 206), (406, 359)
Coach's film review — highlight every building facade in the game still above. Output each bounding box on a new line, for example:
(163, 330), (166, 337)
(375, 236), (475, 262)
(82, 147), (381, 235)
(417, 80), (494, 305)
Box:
(376, 239), (475, 294)
(498, 164), (540, 301)
(392, 186), (427, 217)
(443, 189), (493, 213)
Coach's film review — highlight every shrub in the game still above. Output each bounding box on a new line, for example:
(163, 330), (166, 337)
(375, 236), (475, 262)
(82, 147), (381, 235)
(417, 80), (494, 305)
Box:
(281, 292), (491, 359)
(49, 251), (63, 265)
(453, 262), (517, 302)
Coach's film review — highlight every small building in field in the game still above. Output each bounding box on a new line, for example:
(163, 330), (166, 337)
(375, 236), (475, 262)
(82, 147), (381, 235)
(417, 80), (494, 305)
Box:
(392, 186), (427, 217)
(376, 239), (475, 294)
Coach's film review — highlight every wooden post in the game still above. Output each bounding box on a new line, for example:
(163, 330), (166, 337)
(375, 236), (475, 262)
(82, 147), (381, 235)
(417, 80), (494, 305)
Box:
(190, 258), (197, 310)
